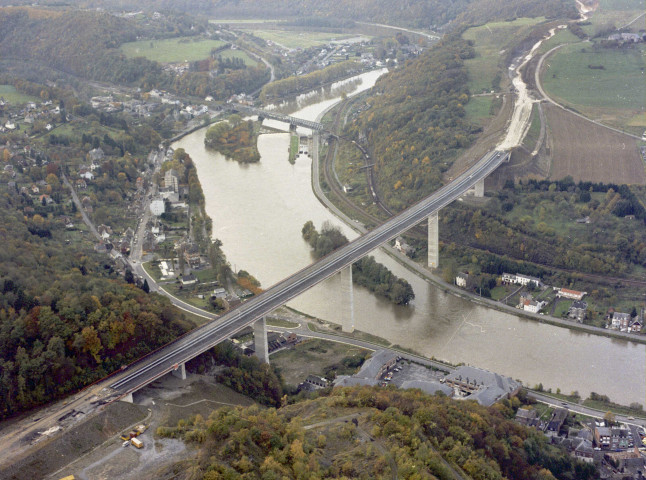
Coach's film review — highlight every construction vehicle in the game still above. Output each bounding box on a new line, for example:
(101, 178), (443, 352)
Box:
(131, 437), (143, 449)
(135, 424), (148, 434)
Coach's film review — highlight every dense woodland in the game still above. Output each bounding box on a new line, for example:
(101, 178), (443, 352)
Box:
(157, 386), (596, 480)
(302, 221), (414, 305)
(0, 8), (269, 100)
(204, 117), (260, 163)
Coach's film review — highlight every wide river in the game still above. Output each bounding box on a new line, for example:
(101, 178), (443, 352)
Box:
(175, 70), (645, 406)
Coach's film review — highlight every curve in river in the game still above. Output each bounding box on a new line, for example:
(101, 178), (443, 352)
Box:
(174, 70), (645, 406)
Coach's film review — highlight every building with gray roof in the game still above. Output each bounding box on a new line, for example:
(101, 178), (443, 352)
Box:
(444, 366), (520, 407)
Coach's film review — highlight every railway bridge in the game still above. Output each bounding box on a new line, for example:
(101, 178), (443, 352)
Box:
(224, 103), (327, 132)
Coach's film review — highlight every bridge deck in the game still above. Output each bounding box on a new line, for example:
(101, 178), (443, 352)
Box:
(226, 103), (326, 131)
(110, 150), (509, 396)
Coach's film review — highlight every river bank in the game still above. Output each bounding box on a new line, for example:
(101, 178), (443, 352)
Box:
(176, 69), (645, 405)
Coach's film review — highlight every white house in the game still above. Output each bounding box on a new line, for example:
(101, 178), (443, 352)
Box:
(79, 169), (94, 181)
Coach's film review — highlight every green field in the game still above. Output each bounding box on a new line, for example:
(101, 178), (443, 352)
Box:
(538, 28), (581, 54)
(464, 95), (493, 122)
(121, 37), (226, 63)
(210, 18), (277, 24)
(581, 0), (645, 36)
(216, 48), (257, 65)
(0, 85), (40, 104)
(462, 17), (545, 94)
(250, 29), (354, 49)
(540, 43), (645, 112)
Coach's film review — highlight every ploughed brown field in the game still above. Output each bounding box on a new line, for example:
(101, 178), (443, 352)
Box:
(546, 104), (645, 185)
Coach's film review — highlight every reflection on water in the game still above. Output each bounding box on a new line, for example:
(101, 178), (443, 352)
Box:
(174, 71), (645, 406)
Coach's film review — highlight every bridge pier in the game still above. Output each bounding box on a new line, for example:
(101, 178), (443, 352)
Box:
(340, 265), (355, 333)
(474, 178), (485, 197)
(122, 392), (134, 403)
(254, 317), (270, 364)
(428, 211), (439, 269)
(171, 362), (187, 380)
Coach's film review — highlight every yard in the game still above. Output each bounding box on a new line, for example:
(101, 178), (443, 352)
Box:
(121, 37), (226, 63)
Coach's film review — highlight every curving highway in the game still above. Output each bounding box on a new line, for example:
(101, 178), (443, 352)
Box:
(109, 149), (509, 396)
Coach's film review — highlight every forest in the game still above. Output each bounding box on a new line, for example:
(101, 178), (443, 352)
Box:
(301, 221), (414, 305)
(156, 386), (596, 480)
(204, 117), (260, 163)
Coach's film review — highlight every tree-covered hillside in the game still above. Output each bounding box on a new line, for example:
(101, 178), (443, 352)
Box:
(10, 0), (578, 29)
(345, 35), (477, 211)
(0, 7), (269, 99)
(156, 387), (596, 479)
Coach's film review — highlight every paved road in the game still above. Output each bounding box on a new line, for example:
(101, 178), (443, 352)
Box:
(108, 150), (509, 395)
(527, 391), (646, 430)
(61, 171), (101, 241)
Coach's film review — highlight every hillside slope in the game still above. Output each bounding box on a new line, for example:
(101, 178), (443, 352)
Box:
(155, 386), (596, 479)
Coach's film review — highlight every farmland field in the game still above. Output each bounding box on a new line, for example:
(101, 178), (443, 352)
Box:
(545, 104), (645, 184)
(540, 43), (645, 131)
(121, 37), (226, 63)
(540, 44), (645, 110)
(249, 30), (355, 49)
(0, 85), (40, 104)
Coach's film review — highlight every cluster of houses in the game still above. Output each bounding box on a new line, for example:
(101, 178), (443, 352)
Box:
(607, 32), (644, 44)
(608, 310), (643, 333)
(454, 270), (643, 334)
(516, 409), (644, 477)
(0, 98), (60, 134)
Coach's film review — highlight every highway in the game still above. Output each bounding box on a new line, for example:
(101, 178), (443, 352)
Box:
(108, 149), (509, 395)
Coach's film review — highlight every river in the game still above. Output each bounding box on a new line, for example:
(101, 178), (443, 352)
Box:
(174, 70), (645, 406)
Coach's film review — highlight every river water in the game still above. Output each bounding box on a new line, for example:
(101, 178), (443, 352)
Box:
(174, 70), (645, 406)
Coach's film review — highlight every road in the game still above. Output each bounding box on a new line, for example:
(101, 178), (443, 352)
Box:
(107, 150), (509, 395)
(61, 170), (101, 241)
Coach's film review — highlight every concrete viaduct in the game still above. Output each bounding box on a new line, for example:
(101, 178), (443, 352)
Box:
(113, 114), (509, 402)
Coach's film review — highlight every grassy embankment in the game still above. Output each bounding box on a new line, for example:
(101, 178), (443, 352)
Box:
(288, 133), (299, 164)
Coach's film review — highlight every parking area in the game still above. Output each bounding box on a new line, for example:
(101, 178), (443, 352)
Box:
(378, 358), (446, 388)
